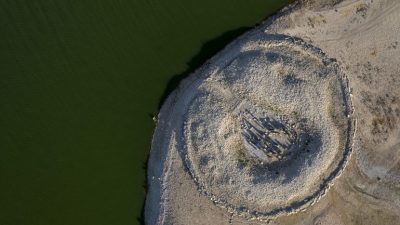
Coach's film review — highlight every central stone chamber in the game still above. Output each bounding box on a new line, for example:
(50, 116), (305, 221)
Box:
(239, 106), (299, 164)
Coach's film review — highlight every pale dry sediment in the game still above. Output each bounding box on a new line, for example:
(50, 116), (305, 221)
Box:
(145, 0), (400, 224)
(146, 32), (354, 221)
(179, 35), (354, 219)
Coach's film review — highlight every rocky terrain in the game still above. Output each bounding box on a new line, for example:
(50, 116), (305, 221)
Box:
(145, 0), (400, 224)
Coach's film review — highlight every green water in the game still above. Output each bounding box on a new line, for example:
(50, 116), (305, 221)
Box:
(0, 1), (291, 224)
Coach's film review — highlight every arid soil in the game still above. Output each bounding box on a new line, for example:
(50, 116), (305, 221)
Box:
(145, 0), (400, 224)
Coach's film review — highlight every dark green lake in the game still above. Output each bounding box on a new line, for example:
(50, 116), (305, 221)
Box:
(0, 1), (291, 224)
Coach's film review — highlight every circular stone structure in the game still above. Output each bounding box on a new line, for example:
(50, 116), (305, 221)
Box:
(160, 34), (354, 220)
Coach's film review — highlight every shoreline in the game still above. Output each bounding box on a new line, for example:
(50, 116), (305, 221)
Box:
(145, 0), (400, 224)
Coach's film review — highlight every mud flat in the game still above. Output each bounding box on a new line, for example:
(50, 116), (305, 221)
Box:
(145, 0), (400, 224)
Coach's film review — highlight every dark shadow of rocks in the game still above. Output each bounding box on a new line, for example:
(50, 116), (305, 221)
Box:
(249, 131), (322, 185)
(140, 26), (252, 225)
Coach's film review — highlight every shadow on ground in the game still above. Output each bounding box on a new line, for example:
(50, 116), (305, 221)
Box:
(136, 26), (251, 225)
(157, 26), (251, 110)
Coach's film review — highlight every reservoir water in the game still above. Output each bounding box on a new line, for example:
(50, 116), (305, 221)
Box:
(0, 1), (291, 224)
